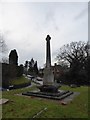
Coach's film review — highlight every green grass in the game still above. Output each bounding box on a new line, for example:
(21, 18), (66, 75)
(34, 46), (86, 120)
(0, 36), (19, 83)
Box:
(2, 84), (89, 118)
(9, 76), (30, 85)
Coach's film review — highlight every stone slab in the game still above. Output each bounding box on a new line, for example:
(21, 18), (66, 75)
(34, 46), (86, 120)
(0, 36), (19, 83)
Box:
(37, 84), (60, 93)
(22, 90), (73, 100)
(0, 99), (9, 105)
(61, 92), (80, 103)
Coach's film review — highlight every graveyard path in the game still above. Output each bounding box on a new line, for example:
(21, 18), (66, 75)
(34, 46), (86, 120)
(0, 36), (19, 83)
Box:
(26, 75), (43, 85)
(26, 82), (36, 88)
(25, 76), (42, 88)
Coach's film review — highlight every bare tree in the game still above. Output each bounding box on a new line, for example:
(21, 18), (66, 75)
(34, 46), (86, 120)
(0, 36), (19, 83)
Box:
(0, 33), (8, 63)
(2, 57), (9, 64)
(0, 34), (8, 53)
(57, 41), (87, 68)
(56, 41), (88, 85)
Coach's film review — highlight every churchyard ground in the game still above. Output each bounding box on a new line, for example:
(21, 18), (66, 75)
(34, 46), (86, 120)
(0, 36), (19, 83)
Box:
(1, 77), (89, 119)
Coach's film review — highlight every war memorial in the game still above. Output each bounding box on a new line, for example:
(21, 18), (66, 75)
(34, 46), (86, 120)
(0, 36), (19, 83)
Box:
(22, 35), (73, 100)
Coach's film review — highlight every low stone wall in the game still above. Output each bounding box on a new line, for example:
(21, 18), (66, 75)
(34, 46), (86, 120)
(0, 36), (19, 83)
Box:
(9, 82), (31, 90)
(2, 63), (24, 88)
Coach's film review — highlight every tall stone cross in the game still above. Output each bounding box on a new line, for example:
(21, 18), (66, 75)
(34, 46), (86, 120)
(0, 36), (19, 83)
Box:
(46, 35), (51, 68)
(43, 35), (54, 85)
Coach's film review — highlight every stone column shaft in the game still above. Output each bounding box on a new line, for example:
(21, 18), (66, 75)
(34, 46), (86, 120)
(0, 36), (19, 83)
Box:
(43, 35), (54, 85)
(46, 39), (51, 67)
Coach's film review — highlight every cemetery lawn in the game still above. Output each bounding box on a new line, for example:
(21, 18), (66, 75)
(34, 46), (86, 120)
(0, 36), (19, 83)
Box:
(2, 85), (89, 118)
(9, 76), (30, 85)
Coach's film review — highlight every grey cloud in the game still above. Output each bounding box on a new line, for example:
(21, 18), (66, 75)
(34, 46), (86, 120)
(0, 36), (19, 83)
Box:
(45, 10), (59, 31)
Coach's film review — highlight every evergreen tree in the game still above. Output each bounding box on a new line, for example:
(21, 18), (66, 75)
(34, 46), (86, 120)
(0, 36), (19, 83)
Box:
(34, 61), (38, 74)
(9, 49), (18, 65)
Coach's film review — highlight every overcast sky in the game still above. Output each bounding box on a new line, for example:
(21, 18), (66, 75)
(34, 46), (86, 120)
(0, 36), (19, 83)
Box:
(0, 1), (88, 68)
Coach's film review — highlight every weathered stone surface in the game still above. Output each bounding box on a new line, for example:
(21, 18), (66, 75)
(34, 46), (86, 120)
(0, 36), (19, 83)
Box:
(43, 35), (54, 86)
(0, 99), (9, 105)
(22, 91), (73, 100)
(46, 35), (51, 68)
(37, 84), (60, 93)
(43, 67), (54, 85)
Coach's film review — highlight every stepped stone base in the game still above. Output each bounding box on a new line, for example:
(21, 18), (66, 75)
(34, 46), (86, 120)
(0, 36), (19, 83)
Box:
(22, 90), (73, 100)
(37, 84), (60, 93)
